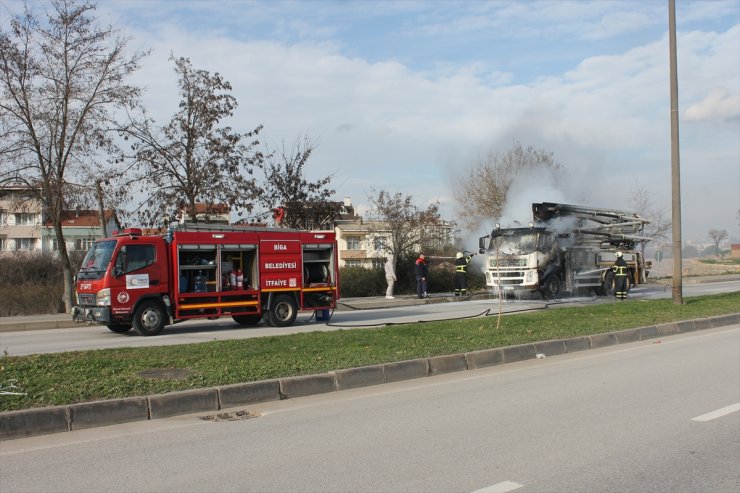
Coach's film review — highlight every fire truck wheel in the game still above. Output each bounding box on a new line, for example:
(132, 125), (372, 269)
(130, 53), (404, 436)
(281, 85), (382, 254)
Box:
(232, 314), (262, 326)
(132, 301), (166, 336)
(542, 275), (562, 299)
(106, 323), (132, 333)
(603, 271), (616, 296)
(268, 295), (298, 327)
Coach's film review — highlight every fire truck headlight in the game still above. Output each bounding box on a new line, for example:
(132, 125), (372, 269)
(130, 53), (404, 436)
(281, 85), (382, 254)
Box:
(96, 288), (111, 306)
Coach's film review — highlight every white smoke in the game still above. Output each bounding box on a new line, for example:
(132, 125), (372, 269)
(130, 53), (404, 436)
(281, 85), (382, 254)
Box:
(498, 167), (568, 228)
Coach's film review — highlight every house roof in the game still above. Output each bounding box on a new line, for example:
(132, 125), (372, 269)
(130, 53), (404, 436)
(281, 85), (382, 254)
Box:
(46, 210), (117, 228)
(180, 203), (231, 215)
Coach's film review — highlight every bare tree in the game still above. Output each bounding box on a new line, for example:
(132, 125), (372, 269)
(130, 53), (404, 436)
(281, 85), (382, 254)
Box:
(122, 55), (263, 226)
(257, 136), (337, 229)
(707, 228), (728, 255)
(366, 188), (442, 267)
(629, 185), (671, 257)
(455, 140), (563, 231)
(0, 0), (147, 312)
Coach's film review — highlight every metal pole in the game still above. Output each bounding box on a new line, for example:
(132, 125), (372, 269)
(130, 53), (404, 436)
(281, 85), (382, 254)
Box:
(668, 0), (683, 304)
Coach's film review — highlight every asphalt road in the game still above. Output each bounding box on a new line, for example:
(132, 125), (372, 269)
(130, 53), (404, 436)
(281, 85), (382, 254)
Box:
(1, 279), (737, 356)
(2, 326), (738, 492)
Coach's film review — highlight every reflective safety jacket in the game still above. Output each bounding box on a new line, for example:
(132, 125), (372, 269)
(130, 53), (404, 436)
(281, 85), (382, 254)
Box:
(612, 257), (628, 276)
(455, 253), (473, 273)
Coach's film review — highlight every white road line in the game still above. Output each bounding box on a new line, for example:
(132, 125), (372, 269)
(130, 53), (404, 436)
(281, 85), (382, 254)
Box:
(471, 480), (524, 493)
(691, 402), (740, 422)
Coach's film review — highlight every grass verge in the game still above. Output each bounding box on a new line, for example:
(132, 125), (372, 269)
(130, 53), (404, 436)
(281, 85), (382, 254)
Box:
(1, 292), (738, 412)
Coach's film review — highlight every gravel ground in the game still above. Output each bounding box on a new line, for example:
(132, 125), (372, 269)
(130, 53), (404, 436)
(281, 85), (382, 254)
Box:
(650, 257), (740, 278)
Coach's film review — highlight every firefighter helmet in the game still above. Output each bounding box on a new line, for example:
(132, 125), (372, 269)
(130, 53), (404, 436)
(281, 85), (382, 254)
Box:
(456, 252), (463, 259)
(615, 251), (623, 258)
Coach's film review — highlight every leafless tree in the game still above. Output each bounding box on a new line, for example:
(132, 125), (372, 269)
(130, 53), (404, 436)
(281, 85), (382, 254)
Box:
(122, 55), (263, 226)
(629, 186), (671, 257)
(707, 228), (728, 255)
(0, 0), (147, 312)
(366, 188), (442, 267)
(257, 136), (337, 229)
(454, 140), (563, 231)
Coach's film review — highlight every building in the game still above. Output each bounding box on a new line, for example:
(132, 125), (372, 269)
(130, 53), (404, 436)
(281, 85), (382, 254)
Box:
(0, 186), (44, 253)
(41, 210), (120, 255)
(334, 197), (457, 268)
(177, 203), (230, 224)
(1, 184), (121, 256)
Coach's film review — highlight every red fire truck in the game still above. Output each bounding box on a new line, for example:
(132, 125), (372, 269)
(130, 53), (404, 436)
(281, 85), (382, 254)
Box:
(72, 224), (339, 336)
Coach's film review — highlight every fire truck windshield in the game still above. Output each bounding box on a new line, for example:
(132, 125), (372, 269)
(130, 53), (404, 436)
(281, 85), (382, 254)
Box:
(78, 240), (116, 280)
(490, 231), (542, 255)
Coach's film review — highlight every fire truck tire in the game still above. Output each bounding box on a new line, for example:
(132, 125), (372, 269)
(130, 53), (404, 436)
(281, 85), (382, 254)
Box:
(232, 314), (262, 326)
(106, 323), (132, 333)
(267, 295), (298, 327)
(132, 301), (166, 336)
(603, 271), (616, 296)
(542, 275), (562, 299)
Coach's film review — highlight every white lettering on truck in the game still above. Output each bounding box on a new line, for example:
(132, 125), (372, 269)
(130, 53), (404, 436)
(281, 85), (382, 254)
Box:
(265, 261), (297, 269)
(273, 244), (287, 251)
(266, 279), (288, 287)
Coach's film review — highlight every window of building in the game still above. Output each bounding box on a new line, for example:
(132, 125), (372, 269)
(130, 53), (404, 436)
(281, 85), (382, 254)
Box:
(49, 238), (59, 251)
(372, 259), (384, 269)
(373, 236), (387, 252)
(15, 238), (34, 251)
(0, 210), (7, 225)
(75, 238), (94, 251)
(345, 260), (361, 268)
(346, 236), (361, 250)
(14, 213), (36, 226)
(0, 237), (6, 251)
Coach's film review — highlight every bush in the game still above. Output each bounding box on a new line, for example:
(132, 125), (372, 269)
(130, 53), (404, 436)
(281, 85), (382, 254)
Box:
(0, 252), (66, 316)
(338, 266), (387, 298)
(338, 254), (488, 298)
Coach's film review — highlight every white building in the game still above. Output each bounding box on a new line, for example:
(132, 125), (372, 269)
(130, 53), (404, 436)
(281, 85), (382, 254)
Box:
(0, 186), (43, 253)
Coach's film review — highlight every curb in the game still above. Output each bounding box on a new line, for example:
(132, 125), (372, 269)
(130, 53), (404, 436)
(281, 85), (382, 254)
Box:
(1, 312), (738, 441)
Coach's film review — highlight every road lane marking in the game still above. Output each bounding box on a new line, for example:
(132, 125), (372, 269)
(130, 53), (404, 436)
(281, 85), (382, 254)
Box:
(691, 402), (740, 422)
(471, 480), (524, 493)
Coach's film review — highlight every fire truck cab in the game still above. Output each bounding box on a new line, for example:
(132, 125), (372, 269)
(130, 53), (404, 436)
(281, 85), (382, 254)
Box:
(73, 224), (339, 336)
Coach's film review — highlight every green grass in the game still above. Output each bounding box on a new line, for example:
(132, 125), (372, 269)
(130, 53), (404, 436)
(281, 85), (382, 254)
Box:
(1, 292), (738, 412)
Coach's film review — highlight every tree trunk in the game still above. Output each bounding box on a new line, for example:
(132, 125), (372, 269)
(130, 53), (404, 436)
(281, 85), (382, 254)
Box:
(53, 222), (75, 313)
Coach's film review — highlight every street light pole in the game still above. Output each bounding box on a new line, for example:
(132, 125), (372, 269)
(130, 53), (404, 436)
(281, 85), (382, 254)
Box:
(668, 0), (683, 305)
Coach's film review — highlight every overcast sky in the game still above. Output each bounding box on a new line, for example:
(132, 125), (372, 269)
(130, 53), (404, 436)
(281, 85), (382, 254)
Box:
(7, 0), (739, 243)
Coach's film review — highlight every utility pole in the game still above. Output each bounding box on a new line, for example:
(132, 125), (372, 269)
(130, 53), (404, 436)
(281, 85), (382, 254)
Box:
(668, 0), (683, 304)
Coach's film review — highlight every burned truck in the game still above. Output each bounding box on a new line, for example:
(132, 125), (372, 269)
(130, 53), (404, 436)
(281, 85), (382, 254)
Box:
(478, 202), (651, 298)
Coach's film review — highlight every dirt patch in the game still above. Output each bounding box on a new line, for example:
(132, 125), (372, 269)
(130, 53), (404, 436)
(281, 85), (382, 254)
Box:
(651, 258), (740, 278)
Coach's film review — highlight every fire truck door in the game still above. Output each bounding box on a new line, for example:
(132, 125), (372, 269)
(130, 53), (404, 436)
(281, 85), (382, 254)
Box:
(111, 243), (162, 315)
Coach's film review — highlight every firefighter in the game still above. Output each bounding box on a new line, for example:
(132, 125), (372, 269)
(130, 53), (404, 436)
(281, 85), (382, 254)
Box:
(415, 253), (429, 299)
(454, 251), (474, 296)
(612, 251), (629, 300)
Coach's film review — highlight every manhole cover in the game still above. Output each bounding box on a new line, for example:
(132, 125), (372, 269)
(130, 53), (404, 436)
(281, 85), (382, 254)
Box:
(137, 368), (193, 380)
(200, 410), (258, 422)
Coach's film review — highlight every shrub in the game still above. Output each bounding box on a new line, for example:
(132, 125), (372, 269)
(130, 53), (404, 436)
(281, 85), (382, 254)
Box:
(0, 252), (66, 315)
(338, 266), (387, 298)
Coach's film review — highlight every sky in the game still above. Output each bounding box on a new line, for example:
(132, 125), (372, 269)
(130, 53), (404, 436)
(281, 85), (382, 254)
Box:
(5, 0), (740, 243)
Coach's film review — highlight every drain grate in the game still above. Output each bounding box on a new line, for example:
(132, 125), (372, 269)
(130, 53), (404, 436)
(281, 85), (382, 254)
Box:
(137, 368), (193, 380)
(200, 410), (259, 422)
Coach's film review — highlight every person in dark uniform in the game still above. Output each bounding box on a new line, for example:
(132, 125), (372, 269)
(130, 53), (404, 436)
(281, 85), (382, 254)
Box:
(612, 251), (629, 300)
(454, 251), (474, 296)
(415, 253), (429, 299)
